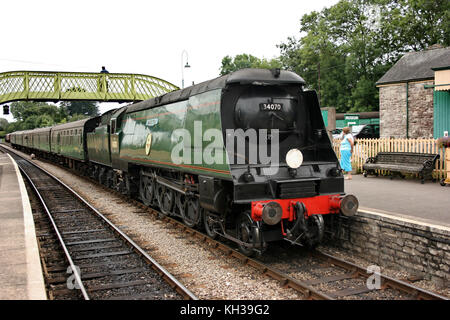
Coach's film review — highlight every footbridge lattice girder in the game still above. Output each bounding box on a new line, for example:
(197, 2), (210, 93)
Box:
(0, 71), (179, 104)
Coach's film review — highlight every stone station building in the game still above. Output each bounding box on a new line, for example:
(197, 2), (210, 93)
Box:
(376, 45), (450, 139)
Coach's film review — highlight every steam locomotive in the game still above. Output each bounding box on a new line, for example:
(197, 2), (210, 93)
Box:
(9, 68), (358, 256)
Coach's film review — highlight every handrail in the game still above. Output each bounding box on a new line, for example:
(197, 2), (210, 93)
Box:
(0, 70), (179, 104)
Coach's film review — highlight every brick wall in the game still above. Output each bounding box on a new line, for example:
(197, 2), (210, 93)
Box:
(379, 80), (434, 138)
(327, 211), (450, 285)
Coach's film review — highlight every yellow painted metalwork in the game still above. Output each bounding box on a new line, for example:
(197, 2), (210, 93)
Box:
(0, 70), (179, 104)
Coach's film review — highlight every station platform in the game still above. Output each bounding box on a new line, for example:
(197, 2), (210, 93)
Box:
(345, 174), (450, 229)
(0, 151), (46, 299)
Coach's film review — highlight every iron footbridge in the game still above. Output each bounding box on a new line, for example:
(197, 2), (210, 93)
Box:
(0, 70), (179, 104)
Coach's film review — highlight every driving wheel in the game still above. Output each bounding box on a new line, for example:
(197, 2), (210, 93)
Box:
(236, 211), (260, 256)
(139, 174), (154, 206)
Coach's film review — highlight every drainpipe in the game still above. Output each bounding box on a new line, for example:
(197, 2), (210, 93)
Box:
(406, 82), (409, 138)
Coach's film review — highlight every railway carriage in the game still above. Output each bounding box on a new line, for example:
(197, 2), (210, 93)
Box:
(9, 131), (19, 145)
(23, 130), (33, 148)
(30, 127), (52, 152)
(11, 130), (31, 149)
(50, 118), (99, 160)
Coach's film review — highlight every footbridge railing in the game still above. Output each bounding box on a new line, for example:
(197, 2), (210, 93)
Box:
(0, 71), (179, 104)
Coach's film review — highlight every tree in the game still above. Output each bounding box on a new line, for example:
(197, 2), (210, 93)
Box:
(10, 101), (67, 123)
(220, 54), (282, 75)
(61, 101), (99, 117)
(0, 118), (8, 131)
(278, 8), (350, 112)
(68, 113), (89, 122)
(377, 0), (450, 56)
(6, 101), (69, 133)
(278, 0), (450, 113)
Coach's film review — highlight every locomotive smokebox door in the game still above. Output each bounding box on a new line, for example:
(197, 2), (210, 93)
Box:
(199, 175), (227, 214)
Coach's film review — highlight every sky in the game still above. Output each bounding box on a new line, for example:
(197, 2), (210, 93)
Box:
(1, 0), (339, 122)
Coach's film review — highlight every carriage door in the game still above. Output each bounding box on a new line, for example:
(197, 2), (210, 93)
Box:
(56, 132), (61, 153)
(110, 118), (122, 169)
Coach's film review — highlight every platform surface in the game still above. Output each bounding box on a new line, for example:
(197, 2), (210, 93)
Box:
(345, 174), (450, 229)
(0, 151), (46, 300)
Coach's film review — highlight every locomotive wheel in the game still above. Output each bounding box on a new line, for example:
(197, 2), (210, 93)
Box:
(203, 210), (219, 239)
(91, 165), (99, 180)
(175, 193), (186, 218)
(236, 212), (259, 257)
(303, 214), (324, 249)
(183, 198), (201, 228)
(98, 167), (107, 185)
(139, 175), (155, 206)
(156, 184), (174, 216)
(106, 170), (115, 189)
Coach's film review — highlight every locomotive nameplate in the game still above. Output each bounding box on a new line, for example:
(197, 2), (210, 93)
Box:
(145, 133), (152, 155)
(146, 118), (158, 127)
(259, 103), (283, 111)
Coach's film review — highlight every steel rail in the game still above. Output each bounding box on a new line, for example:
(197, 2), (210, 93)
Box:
(18, 165), (90, 300)
(117, 187), (449, 300)
(3, 144), (447, 300)
(1, 145), (331, 300)
(312, 250), (448, 300)
(151, 210), (334, 300)
(3, 146), (197, 300)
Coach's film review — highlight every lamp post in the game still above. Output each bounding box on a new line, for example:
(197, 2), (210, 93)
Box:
(181, 50), (191, 89)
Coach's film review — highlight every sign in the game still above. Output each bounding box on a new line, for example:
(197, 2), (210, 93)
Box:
(345, 114), (359, 126)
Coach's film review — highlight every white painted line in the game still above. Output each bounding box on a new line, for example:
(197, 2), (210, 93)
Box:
(7, 153), (47, 300)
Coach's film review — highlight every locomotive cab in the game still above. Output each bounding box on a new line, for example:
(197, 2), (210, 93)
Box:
(217, 69), (358, 254)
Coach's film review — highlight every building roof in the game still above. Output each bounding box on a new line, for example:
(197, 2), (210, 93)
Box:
(376, 46), (450, 85)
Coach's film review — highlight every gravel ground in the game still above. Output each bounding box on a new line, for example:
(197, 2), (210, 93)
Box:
(24, 156), (303, 300)
(10, 148), (449, 299)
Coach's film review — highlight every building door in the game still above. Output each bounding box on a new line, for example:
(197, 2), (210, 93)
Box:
(434, 91), (450, 139)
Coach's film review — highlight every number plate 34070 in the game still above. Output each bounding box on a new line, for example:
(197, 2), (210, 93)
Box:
(259, 103), (283, 111)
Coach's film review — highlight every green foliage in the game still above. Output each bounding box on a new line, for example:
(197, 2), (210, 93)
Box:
(61, 101), (99, 117)
(68, 113), (89, 122)
(220, 54), (282, 75)
(0, 117), (8, 131)
(278, 0), (450, 113)
(10, 101), (67, 123)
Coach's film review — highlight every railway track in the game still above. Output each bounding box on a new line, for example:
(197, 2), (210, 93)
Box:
(259, 244), (448, 300)
(4, 148), (196, 300)
(2, 144), (447, 300)
(149, 209), (448, 300)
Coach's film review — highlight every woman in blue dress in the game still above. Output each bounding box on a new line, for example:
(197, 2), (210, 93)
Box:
(340, 127), (354, 180)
